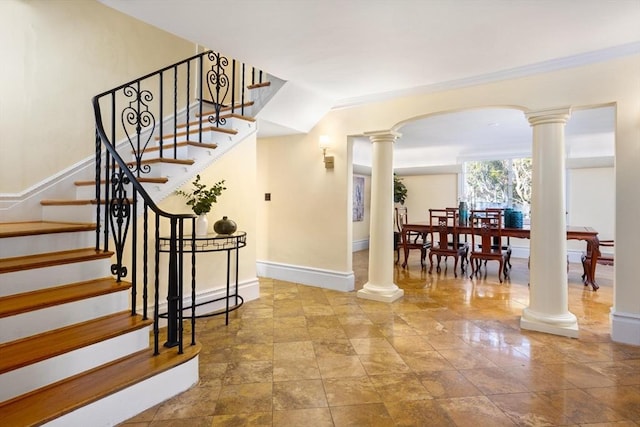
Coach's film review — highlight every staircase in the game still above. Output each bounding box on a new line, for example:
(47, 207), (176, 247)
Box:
(0, 221), (201, 426)
(0, 50), (272, 426)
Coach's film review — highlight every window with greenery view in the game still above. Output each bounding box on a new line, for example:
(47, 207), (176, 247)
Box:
(464, 158), (532, 217)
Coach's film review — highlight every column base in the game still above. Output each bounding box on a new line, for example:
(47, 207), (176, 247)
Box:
(357, 282), (404, 303)
(520, 307), (579, 338)
(611, 309), (640, 346)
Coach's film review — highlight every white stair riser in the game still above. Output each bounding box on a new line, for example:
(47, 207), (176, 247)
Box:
(42, 199), (147, 222)
(0, 326), (150, 402)
(43, 204), (102, 223)
(0, 291), (129, 343)
(0, 231), (95, 259)
(157, 128), (234, 145)
(43, 355), (199, 427)
(76, 182), (165, 200)
(138, 144), (218, 162)
(0, 259), (112, 297)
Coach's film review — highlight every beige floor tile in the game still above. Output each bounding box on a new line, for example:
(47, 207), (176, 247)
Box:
(317, 355), (367, 378)
(273, 408), (334, 427)
(214, 383), (272, 416)
(369, 373), (432, 402)
(437, 395), (517, 427)
(119, 253), (634, 427)
(418, 370), (483, 398)
(272, 379), (328, 410)
(489, 392), (571, 425)
(330, 403), (394, 426)
(323, 376), (382, 406)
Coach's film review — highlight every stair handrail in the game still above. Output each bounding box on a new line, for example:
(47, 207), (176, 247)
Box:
(92, 49), (266, 356)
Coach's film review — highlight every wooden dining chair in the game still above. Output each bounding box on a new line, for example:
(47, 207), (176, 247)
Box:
(395, 207), (430, 267)
(428, 208), (468, 276)
(469, 209), (510, 282)
(581, 239), (613, 289)
(486, 208), (512, 269)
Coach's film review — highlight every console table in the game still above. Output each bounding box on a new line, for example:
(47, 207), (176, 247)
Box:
(158, 231), (247, 326)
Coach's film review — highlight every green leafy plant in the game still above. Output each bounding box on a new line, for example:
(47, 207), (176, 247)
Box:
(175, 174), (226, 215)
(394, 174), (407, 205)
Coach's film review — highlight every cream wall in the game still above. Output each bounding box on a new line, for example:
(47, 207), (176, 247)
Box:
(568, 167), (615, 241)
(400, 174), (458, 223)
(256, 132), (351, 271)
(0, 0), (196, 193)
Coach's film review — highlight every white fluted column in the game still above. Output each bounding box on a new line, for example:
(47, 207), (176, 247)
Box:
(357, 130), (404, 303)
(521, 107), (578, 338)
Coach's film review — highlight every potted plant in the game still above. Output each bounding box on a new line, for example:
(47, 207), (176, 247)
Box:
(394, 174), (407, 205)
(176, 174), (226, 235)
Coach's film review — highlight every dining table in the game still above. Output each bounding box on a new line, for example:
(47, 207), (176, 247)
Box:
(401, 222), (602, 290)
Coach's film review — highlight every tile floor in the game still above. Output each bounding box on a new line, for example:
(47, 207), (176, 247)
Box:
(120, 252), (640, 426)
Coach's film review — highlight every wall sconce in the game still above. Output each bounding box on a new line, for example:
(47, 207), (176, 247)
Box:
(319, 135), (334, 169)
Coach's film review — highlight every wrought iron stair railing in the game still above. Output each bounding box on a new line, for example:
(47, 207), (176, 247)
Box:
(92, 50), (265, 355)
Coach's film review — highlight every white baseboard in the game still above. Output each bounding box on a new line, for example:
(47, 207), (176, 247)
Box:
(256, 260), (355, 292)
(353, 238), (369, 252)
(150, 277), (260, 324)
(610, 309), (640, 346)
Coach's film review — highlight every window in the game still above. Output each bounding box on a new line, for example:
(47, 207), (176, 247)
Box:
(464, 158), (532, 217)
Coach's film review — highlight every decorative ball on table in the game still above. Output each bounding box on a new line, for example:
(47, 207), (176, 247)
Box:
(214, 216), (237, 235)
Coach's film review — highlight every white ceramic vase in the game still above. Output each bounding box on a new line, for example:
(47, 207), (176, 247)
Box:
(195, 214), (209, 237)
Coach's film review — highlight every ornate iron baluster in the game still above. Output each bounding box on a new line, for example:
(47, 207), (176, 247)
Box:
(206, 51), (229, 127)
(109, 170), (131, 281)
(121, 85), (155, 176)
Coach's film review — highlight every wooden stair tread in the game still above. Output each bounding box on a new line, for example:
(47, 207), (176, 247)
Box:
(125, 157), (195, 166)
(0, 221), (96, 238)
(247, 81), (271, 89)
(40, 198), (135, 206)
(0, 248), (113, 274)
(0, 343), (201, 426)
(40, 199), (97, 206)
(0, 277), (129, 318)
(0, 310), (149, 374)
(74, 177), (169, 186)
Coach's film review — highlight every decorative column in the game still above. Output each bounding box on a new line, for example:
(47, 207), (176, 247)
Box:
(357, 130), (404, 303)
(521, 107), (578, 338)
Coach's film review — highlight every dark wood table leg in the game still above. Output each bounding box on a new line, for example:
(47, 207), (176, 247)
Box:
(402, 228), (410, 268)
(583, 237), (600, 291)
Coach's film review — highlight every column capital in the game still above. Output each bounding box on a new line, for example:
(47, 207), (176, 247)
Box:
(364, 130), (402, 143)
(525, 107), (571, 126)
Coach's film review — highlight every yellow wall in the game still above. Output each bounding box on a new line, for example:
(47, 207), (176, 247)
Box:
(568, 166), (615, 244)
(401, 174), (459, 224)
(0, 0), (195, 193)
(256, 132), (351, 271)
(156, 135), (258, 294)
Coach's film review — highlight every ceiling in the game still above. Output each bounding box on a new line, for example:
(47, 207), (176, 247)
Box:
(99, 0), (640, 169)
